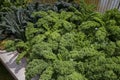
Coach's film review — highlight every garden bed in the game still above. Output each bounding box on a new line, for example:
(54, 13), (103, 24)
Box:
(1, 0), (120, 80)
(0, 50), (26, 80)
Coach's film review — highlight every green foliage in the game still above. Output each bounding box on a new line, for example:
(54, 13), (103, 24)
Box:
(0, 8), (27, 41)
(26, 59), (48, 80)
(0, 0), (94, 41)
(16, 41), (28, 52)
(53, 60), (76, 75)
(57, 72), (87, 80)
(15, 41), (29, 63)
(21, 9), (120, 80)
(25, 22), (39, 40)
(95, 27), (107, 41)
(4, 40), (16, 52)
(3, 1), (120, 80)
(0, 0), (28, 11)
(103, 9), (120, 25)
(22, 10), (96, 80)
(39, 66), (54, 80)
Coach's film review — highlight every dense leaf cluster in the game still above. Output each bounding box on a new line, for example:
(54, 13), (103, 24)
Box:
(3, 1), (120, 80)
(12, 9), (120, 80)
(0, 0), (93, 41)
(4, 40), (16, 51)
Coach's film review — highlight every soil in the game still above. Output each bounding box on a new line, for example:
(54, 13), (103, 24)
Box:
(0, 61), (15, 80)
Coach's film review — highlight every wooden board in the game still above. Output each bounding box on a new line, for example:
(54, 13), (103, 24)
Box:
(0, 50), (26, 80)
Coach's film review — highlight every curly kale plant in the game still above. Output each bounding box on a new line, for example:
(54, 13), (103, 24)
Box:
(16, 9), (120, 80)
(4, 40), (16, 52)
(3, 1), (120, 80)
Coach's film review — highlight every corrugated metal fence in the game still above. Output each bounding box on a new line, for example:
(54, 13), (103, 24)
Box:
(85, 0), (120, 13)
(31, 0), (120, 13)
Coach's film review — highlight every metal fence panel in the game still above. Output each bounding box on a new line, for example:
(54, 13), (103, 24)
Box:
(99, 0), (119, 12)
(85, 0), (120, 12)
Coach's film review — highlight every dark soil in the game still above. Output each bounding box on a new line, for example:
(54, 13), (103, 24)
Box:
(0, 61), (15, 80)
